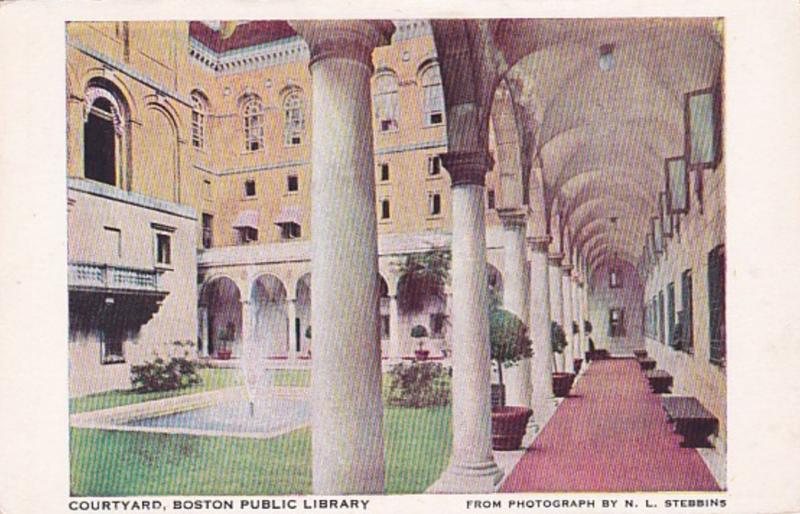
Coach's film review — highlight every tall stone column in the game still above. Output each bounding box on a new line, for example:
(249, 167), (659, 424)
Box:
(548, 254), (565, 371)
(498, 210), (531, 408)
(286, 298), (297, 359)
(574, 278), (585, 360)
(561, 265), (574, 371)
(198, 305), (209, 357)
(389, 294), (400, 359)
(528, 236), (554, 420)
(290, 20), (394, 495)
(432, 150), (503, 493)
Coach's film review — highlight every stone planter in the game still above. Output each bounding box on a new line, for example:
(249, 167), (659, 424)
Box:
(573, 358), (583, 375)
(490, 383), (506, 408)
(216, 348), (232, 360)
(491, 406), (533, 451)
(414, 349), (430, 361)
(552, 372), (575, 398)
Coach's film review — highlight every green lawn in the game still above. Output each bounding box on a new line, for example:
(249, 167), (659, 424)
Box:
(70, 405), (451, 495)
(69, 368), (311, 414)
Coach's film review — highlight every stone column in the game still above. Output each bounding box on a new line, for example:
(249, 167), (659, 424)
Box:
(548, 254), (565, 371)
(389, 294), (400, 359)
(561, 265), (574, 371)
(198, 305), (209, 357)
(528, 236), (554, 419)
(286, 298), (297, 359)
(574, 278), (585, 361)
(497, 210), (531, 408)
(432, 150), (503, 493)
(290, 20), (394, 495)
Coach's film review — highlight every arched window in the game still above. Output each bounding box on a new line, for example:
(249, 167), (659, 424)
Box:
(84, 84), (127, 187)
(373, 70), (399, 132)
(190, 91), (208, 149)
(241, 95), (264, 151)
(283, 89), (304, 146)
(420, 62), (444, 126)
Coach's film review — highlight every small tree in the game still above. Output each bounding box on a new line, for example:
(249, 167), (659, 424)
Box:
(411, 324), (428, 351)
(490, 308), (533, 405)
(397, 249), (451, 313)
(550, 321), (568, 372)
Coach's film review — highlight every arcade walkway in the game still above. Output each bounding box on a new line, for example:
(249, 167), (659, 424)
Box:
(500, 359), (721, 492)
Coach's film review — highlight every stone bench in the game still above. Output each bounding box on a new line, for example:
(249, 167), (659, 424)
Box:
(661, 396), (719, 448)
(645, 369), (673, 394)
(638, 357), (657, 371)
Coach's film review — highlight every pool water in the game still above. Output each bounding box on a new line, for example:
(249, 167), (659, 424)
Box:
(126, 397), (310, 435)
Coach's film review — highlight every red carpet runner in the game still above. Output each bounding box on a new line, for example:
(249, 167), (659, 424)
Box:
(500, 359), (721, 492)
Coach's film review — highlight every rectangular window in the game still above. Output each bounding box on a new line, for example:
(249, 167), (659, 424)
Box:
(202, 213), (213, 249)
(428, 192), (442, 216)
(381, 315), (390, 339)
(487, 189), (496, 210)
(280, 223), (301, 240)
(428, 155), (442, 176)
(658, 291), (665, 344)
(237, 227), (258, 244)
(609, 308), (625, 337)
(681, 269), (694, 353)
(102, 227), (121, 262)
(287, 175), (299, 193)
(244, 179), (256, 198)
(101, 334), (125, 365)
(708, 245), (726, 365)
(381, 199), (391, 220)
(429, 112), (443, 125)
(380, 163), (390, 182)
(667, 282), (676, 347)
(156, 233), (171, 266)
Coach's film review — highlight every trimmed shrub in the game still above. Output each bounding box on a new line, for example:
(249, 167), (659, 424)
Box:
(130, 341), (201, 393)
(386, 361), (451, 408)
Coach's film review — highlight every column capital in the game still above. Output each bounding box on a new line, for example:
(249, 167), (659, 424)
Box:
(441, 150), (494, 187)
(289, 20), (395, 72)
(496, 208), (527, 229)
(547, 253), (564, 266)
(527, 235), (552, 253)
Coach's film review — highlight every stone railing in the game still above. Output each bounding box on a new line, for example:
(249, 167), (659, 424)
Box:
(68, 262), (161, 292)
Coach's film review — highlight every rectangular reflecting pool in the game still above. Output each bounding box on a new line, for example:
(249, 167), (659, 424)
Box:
(125, 397), (310, 436)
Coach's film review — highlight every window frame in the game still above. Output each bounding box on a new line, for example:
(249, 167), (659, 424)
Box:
(244, 179), (257, 199)
(428, 191), (442, 217)
(282, 88), (305, 146)
(241, 95), (265, 152)
(190, 91), (208, 150)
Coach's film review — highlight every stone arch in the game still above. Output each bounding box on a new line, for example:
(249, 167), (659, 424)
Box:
(251, 273), (290, 358)
(140, 101), (180, 202)
(199, 275), (242, 358)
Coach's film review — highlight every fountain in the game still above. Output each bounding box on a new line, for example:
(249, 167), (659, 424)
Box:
(239, 330), (274, 417)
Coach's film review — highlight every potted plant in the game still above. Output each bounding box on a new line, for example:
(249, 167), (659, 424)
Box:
(215, 323), (233, 360)
(490, 308), (534, 450)
(571, 321), (583, 374)
(551, 321), (574, 397)
(411, 325), (429, 361)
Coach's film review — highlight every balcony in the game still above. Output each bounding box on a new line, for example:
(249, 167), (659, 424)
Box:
(69, 262), (163, 293)
(68, 262), (169, 334)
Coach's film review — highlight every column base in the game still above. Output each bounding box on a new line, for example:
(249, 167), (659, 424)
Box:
(428, 460), (504, 493)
